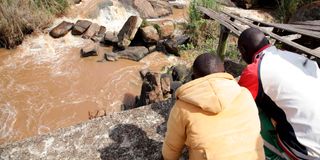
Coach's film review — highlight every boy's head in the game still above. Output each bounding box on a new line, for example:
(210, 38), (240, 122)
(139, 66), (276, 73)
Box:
(238, 28), (269, 64)
(192, 53), (224, 79)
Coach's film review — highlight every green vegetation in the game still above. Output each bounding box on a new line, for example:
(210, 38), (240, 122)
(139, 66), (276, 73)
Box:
(0, 0), (70, 48)
(180, 0), (240, 63)
(276, 0), (316, 22)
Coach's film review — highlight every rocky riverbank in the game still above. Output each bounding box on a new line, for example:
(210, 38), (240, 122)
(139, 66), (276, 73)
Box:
(0, 100), (179, 159)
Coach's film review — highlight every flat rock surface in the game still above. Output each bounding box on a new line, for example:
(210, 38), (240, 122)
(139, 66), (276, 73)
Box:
(0, 100), (174, 160)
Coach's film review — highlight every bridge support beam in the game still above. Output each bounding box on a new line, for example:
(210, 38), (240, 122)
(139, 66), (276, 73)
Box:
(217, 25), (230, 60)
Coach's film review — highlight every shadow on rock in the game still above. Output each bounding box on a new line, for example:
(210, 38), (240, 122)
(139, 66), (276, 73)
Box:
(99, 124), (163, 160)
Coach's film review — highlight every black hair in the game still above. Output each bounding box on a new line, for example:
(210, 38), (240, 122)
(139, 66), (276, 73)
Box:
(192, 53), (224, 79)
(238, 28), (269, 64)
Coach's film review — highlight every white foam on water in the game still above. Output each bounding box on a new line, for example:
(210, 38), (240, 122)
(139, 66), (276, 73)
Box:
(0, 103), (17, 139)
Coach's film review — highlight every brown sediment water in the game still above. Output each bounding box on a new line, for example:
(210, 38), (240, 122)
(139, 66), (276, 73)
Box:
(0, 0), (188, 144)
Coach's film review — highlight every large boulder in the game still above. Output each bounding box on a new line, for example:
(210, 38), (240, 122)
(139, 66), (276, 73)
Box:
(133, 0), (158, 18)
(82, 23), (100, 39)
(49, 21), (74, 38)
(141, 25), (160, 43)
(72, 20), (92, 35)
(289, 1), (320, 23)
(118, 16), (143, 48)
(116, 46), (149, 61)
(148, 0), (172, 17)
(151, 20), (175, 39)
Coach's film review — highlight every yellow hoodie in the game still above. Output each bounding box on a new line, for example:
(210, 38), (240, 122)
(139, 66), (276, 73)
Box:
(162, 73), (265, 160)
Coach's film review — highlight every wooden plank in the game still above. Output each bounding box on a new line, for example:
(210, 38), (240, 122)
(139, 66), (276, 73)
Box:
(291, 20), (320, 26)
(222, 11), (320, 58)
(244, 17), (320, 39)
(197, 6), (242, 36)
(281, 24), (320, 32)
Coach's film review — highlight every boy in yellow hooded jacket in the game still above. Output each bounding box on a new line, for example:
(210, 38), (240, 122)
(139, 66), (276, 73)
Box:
(162, 53), (265, 160)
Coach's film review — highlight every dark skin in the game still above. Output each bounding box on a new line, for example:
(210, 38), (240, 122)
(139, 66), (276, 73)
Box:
(238, 28), (270, 64)
(192, 53), (225, 80)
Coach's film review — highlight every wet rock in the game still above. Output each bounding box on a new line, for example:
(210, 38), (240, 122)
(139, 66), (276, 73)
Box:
(72, 20), (92, 35)
(104, 32), (118, 45)
(171, 64), (188, 82)
(289, 1), (320, 23)
(74, 0), (81, 4)
(82, 23), (100, 39)
(118, 16), (143, 49)
(140, 68), (150, 79)
(80, 45), (98, 57)
(104, 52), (119, 61)
(116, 46), (149, 61)
(49, 21), (74, 38)
(138, 72), (164, 106)
(133, 0), (158, 18)
(163, 35), (190, 56)
(141, 25), (160, 43)
(148, 0), (172, 17)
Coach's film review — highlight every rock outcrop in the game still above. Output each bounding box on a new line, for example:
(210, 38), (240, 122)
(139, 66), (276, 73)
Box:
(118, 16), (143, 48)
(49, 21), (74, 38)
(0, 100), (178, 160)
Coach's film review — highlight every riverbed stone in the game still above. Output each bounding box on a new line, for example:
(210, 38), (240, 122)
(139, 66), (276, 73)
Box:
(141, 25), (160, 43)
(82, 23), (100, 39)
(118, 16), (143, 49)
(49, 21), (74, 38)
(0, 100), (181, 160)
(151, 20), (175, 39)
(104, 52), (119, 61)
(72, 20), (92, 35)
(80, 45), (98, 57)
(116, 46), (149, 61)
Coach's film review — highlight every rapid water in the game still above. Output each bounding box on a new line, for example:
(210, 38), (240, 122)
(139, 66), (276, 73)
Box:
(0, 0), (185, 144)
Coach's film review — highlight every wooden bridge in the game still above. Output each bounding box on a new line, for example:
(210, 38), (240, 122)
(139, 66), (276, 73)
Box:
(197, 6), (320, 59)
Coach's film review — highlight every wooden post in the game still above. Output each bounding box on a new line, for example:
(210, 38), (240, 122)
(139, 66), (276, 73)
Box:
(217, 25), (230, 60)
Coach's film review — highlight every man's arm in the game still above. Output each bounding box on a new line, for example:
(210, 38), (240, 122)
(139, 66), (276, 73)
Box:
(162, 103), (186, 160)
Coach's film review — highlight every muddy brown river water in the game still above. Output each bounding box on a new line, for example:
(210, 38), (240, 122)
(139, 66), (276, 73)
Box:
(0, 0), (187, 144)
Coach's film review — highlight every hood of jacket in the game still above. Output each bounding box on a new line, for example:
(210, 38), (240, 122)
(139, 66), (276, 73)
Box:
(176, 73), (242, 114)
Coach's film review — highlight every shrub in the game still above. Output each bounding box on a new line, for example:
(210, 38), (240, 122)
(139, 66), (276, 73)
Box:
(0, 0), (70, 48)
(276, 0), (316, 22)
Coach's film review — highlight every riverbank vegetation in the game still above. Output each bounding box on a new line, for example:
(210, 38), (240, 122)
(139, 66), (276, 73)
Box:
(276, 0), (316, 22)
(0, 0), (70, 48)
(180, 0), (240, 63)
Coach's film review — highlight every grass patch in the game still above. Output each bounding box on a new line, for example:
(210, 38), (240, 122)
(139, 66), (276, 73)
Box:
(0, 0), (70, 48)
(180, 0), (240, 63)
